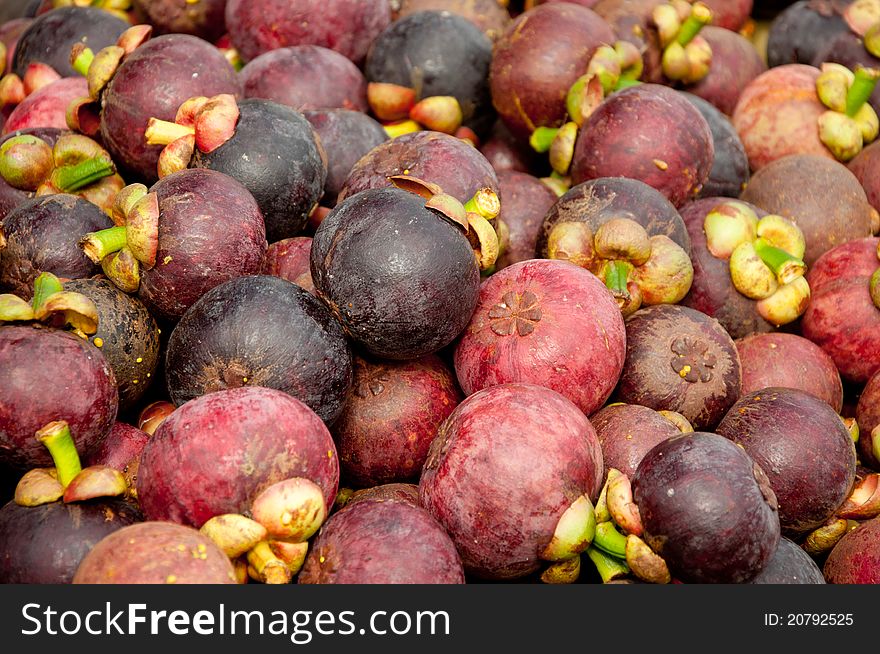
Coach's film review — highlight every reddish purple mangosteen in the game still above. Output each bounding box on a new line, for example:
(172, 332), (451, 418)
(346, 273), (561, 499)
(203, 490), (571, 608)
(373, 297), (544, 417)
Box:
(494, 170), (557, 270)
(262, 237), (315, 294)
(2, 77), (87, 135)
(591, 403), (683, 479)
(824, 516), (880, 584)
(857, 369), (880, 470)
(131, 0), (229, 43)
(749, 538), (825, 585)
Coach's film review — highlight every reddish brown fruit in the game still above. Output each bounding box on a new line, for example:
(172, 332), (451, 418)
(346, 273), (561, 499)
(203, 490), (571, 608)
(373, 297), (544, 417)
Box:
(262, 237), (315, 295)
(823, 516), (880, 584)
(592, 403), (682, 479)
(857, 370), (880, 469)
(494, 170), (557, 269)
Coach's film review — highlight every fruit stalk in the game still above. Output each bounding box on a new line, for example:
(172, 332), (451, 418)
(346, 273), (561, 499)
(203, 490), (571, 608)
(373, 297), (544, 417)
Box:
(52, 156), (115, 193)
(35, 421), (82, 488)
(80, 226), (128, 263)
(752, 238), (806, 285)
(585, 546), (629, 583)
(846, 67), (880, 118)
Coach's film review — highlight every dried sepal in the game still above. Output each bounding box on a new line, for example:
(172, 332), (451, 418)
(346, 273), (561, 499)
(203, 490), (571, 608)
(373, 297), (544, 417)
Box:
(116, 24), (153, 56)
(425, 193), (469, 231)
(540, 556), (581, 584)
(605, 469), (643, 536)
(802, 518), (849, 556)
(625, 534), (671, 584)
(250, 477), (327, 543)
(87, 45), (124, 99)
(112, 182), (149, 226)
(409, 96), (462, 134)
(14, 468), (63, 506)
(835, 470), (880, 520)
(193, 94), (239, 153)
(246, 541), (293, 585)
(66, 96), (101, 136)
(549, 121), (578, 176)
(0, 294), (36, 322)
(389, 174), (444, 199)
(125, 192), (160, 268)
(467, 213), (500, 271)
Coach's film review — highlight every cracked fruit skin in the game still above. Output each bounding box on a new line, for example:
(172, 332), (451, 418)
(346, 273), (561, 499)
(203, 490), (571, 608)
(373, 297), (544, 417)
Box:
(717, 388), (857, 536)
(633, 431), (781, 584)
(0, 498), (141, 583)
(570, 84), (714, 208)
(299, 498), (464, 584)
(615, 304), (741, 431)
(0, 326), (117, 470)
(136, 387), (339, 528)
(802, 237), (880, 384)
(454, 259), (626, 416)
(310, 186), (480, 360)
(419, 383), (604, 580)
(165, 275), (353, 425)
(73, 521), (237, 584)
(824, 516), (880, 584)
(749, 537), (825, 584)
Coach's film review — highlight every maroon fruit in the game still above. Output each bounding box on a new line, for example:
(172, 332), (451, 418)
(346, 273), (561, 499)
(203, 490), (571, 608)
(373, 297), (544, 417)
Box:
(740, 155), (874, 267)
(64, 278), (161, 412)
(73, 521), (237, 584)
(823, 516), (880, 584)
(848, 139), (880, 213)
(299, 498), (464, 584)
(489, 3), (614, 140)
(240, 46), (368, 113)
(454, 259), (626, 416)
(0, 194), (111, 299)
(262, 237), (315, 294)
(767, 1), (850, 68)
(131, 0), (228, 43)
(857, 369), (880, 469)
(592, 403), (682, 478)
(571, 84), (714, 208)
(801, 237), (880, 383)
(616, 304), (742, 430)
(736, 333), (844, 412)
(338, 130), (499, 205)
(632, 431), (781, 584)
(494, 170), (557, 269)
(83, 421), (150, 491)
(311, 186), (480, 360)
(479, 120), (545, 174)
(395, 0), (511, 41)
(0, 326), (117, 469)
(165, 275), (353, 425)
(420, 383), (605, 580)
(137, 386), (339, 527)
(99, 34), (240, 182)
(304, 109), (387, 207)
(225, 0), (390, 65)
(717, 387), (857, 535)
(348, 483), (421, 508)
(749, 537), (826, 584)
(334, 354), (461, 487)
(0, 498), (141, 583)
(2, 76), (87, 135)
(701, 0), (753, 31)
(679, 197), (774, 339)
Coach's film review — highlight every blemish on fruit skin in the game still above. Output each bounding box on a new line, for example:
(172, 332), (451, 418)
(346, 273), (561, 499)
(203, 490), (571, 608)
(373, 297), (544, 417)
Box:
(94, 337), (104, 348)
(166, 574), (177, 583)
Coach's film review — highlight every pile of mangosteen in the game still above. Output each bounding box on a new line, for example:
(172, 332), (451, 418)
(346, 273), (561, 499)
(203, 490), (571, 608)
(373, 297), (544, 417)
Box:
(1, 0), (879, 586)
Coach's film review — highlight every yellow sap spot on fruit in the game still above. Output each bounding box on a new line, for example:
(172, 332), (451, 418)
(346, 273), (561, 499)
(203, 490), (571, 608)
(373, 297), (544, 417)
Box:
(136, 357), (143, 363)
(146, 373), (151, 378)
(653, 159), (669, 171)
(177, 544), (186, 552)
(319, 556), (326, 564)
(327, 450), (333, 459)
(281, 511), (292, 525)
(132, 379), (139, 385)
(243, 377), (248, 383)
(678, 365), (691, 378)
(403, 169), (410, 175)
(198, 544), (207, 553)
(769, 343), (777, 349)
(163, 256), (173, 265)
(166, 575), (177, 584)
(93, 337), (104, 348)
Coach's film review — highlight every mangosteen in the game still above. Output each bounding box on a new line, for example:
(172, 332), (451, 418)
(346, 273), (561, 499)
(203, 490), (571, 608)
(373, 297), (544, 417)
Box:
(857, 369), (880, 469)
(0, 193), (111, 298)
(632, 431), (781, 584)
(453, 258), (626, 416)
(2, 76), (87, 135)
(348, 482), (421, 508)
(592, 403), (682, 478)
(131, 0), (228, 43)
(262, 237), (315, 294)
(146, 96), (326, 242)
(848, 139), (880, 214)
(395, 0), (511, 41)
(767, 0), (851, 68)
(420, 383), (605, 580)
(494, 170), (557, 269)
(299, 498), (464, 584)
(750, 538), (826, 584)
(165, 275), (353, 425)
(824, 516), (880, 583)
(137, 387), (340, 528)
(615, 304), (742, 430)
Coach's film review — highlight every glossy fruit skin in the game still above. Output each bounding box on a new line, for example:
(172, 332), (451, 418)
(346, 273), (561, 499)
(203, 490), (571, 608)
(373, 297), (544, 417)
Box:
(494, 170), (557, 270)
(681, 94), (750, 200)
(311, 186), (480, 360)
(740, 155), (874, 267)
(136, 387), (339, 528)
(824, 516), (880, 584)
(304, 109), (387, 207)
(139, 168), (267, 325)
(0, 498), (141, 583)
(489, 3), (614, 140)
(12, 6), (127, 77)
(592, 403), (681, 479)
(0, 326), (118, 469)
(73, 522), (237, 584)
(571, 84), (714, 208)
(0, 194), (111, 299)
(165, 275), (353, 425)
(679, 197), (774, 340)
(299, 498), (465, 584)
(365, 11), (494, 135)
(262, 237), (315, 294)
(334, 354), (461, 487)
(1, 77), (88, 136)
(632, 431), (781, 584)
(225, 0), (391, 65)
(190, 99), (326, 242)
(64, 279), (161, 412)
(801, 237), (880, 383)
(131, 0), (229, 43)
(339, 130), (499, 205)
(454, 259), (626, 416)
(716, 388), (857, 536)
(100, 34), (241, 183)
(420, 383), (605, 580)
(749, 537), (825, 584)
(736, 333), (844, 413)
(83, 421), (150, 487)
(240, 45), (368, 113)
(856, 370), (880, 469)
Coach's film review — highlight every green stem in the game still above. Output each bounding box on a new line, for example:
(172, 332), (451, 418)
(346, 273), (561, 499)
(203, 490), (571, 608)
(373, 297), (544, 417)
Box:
(846, 67), (880, 118)
(586, 546), (629, 583)
(71, 46), (95, 78)
(614, 77), (642, 91)
(53, 156), (114, 192)
(79, 225), (127, 263)
(530, 126), (559, 153)
(30, 272), (63, 313)
(464, 188), (501, 220)
(604, 260), (632, 298)
(36, 421), (82, 488)
(753, 238), (806, 285)
(675, 3), (712, 47)
(594, 521), (628, 558)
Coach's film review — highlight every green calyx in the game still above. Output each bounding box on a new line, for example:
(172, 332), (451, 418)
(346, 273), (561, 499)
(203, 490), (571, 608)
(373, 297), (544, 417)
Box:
(529, 126), (559, 153)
